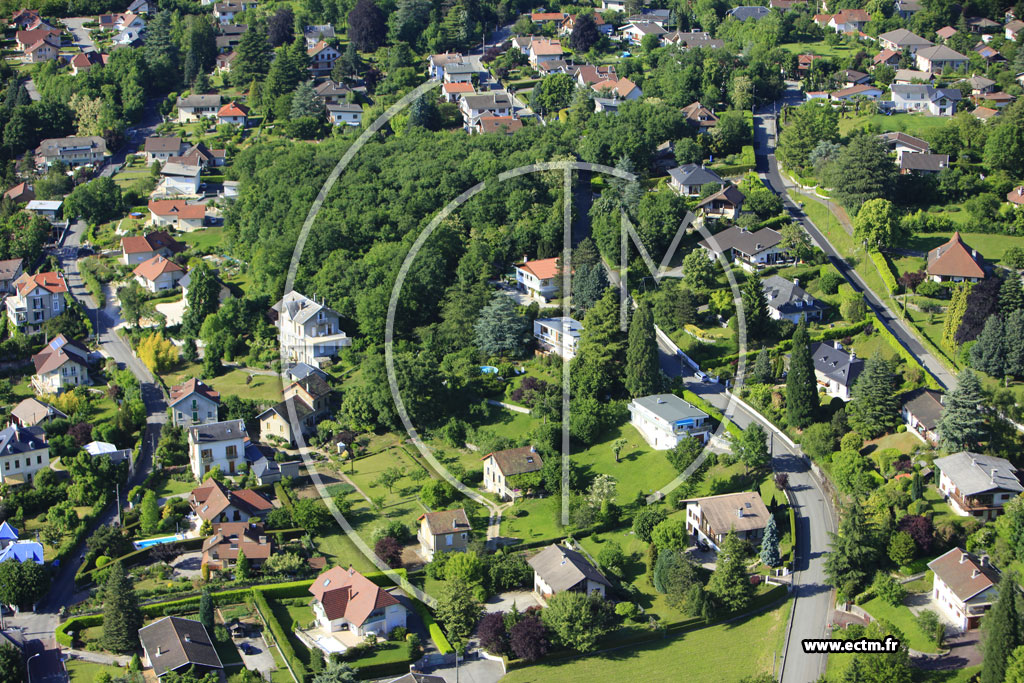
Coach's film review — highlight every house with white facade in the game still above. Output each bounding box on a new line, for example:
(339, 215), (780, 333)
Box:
(176, 94), (222, 123)
(481, 446), (543, 501)
(121, 231), (185, 266)
(170, 378), (220, 427)
(514, 257), (560, 301)
(934, 452), (1023, 520)
(878, 28), (933, 53)
(890, 84), (961, 115)
(217, 101), (249, 126)
(271, 291), (351, 366)
(307, 41), (339, 77)
(148, 200), (205, 231)
(528, 543), (610, 604)
(459, 92), (513, 131)
(696, 226), (788, 270)
(916, 45), (969, 73)
(144, 136), (186, 163)
(762, 275), (827, 323)
(901, 387), (943, 446)
(327, 103), (363, 126)
(0, 425), (50, 487)
(809, 341), (863, 400)
(628, 393), (710, 449)
(6, 271), (67, 333)
(527, 38), (564, 68)
(668, 164), (725, 196)
(686, 491), (771, 551)
(188, 419), (247, 479)
(133, 254), (185, 292)
(35, 136), (106, 168)
(928, 548), (1000, 630)
(926, 232), (985, 282)
(533, 317), (582, 359)
(31, 335), (90, 394)
(309, 565), (408, 636)
(189, 478), (272, 524)
(159, 162), (201, 196)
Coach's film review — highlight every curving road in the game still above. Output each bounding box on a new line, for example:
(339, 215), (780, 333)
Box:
(751, 89), (956, 390)
(657, 342), (835, 683)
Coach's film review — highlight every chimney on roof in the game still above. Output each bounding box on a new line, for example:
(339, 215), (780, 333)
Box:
(972, 458), (979, 467)
(737, 507), (743, 518)
(530, 445), (536, 453)
(259, 535), (266, 544)
(793, 278), (799, 287)
(348, 564), (354, 575)
(453, 518), (458, 529)
(184, 634), (191, 643)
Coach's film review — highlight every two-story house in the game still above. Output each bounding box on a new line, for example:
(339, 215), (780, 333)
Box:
(201, 521), (272, 571)
(144, 136), (187, 163)
(176, 94), (222, 123)
(667, 164), (725, 197)
(459, 92), (513, 131)
(148, 200), (206, 232)
(928, 547), (1000, 630)
(6, 271), (68, 333)
(528, 543), (611, 604)
(527, 38), (564, 67)
(309, 565), (408, 636)
(170, 378), (221, 427)
(11, 397), (66, 428)
(307, 41), (340, 77)
(31, 334), (90, 394)
(686, 491), (771, 551)
(159, 162), (201, 196)
(628, 393), (710, 449)
(0, 425), (50, 486)
(217, 101), (249, 126)
(257, 374), (331, 445)
(481, 446), (543, 501)
(121, 231), (185, 266)
(0, 258), (24, 294)
(189, 479), (273, 524)
(35, 136), (106, 168)
(762, 275), (827, 323)
(934, 452), (1023, 520)
(681, 101), (718, 131)
(533, 317), (583, 359)
(916, 45), (969, 73)
(327, 103), (363, 127)
(22, 36), (59, 63)
(133, 254), (185, 293)
(428, 52), (466, 80)
(271, 291), (351, 366)
(809, 341), (864, 400)
(515, 257), (560, 301)
(188, 419), (247, 479)
(417, 508), (471, 561)
(878, 28), (933, 53)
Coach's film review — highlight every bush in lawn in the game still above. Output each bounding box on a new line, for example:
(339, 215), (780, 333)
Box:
(477, 611), (508, 655)
(372, 519), (411, 543)
(374, 536), (403, 568)
(872, 571), (905, 607)
(631, 506), (667, 543)
(615, 601), (638, 622)
(916, 609), (940, 640)
(819, 266), (844, 294)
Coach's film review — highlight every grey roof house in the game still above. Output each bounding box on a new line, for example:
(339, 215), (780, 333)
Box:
(901, 387), (943, 445)
(762, 275), (827, 323)
(667, 164), (725, 196)
(528, 543), (611, 602)
(139, 616), (223, 678)
(934, 452), (1023, 520)
(628, 393), (710, 449)
(727, 6), (772, 20)
(808, 340), (863, 400)
(696, 225), (788, 269)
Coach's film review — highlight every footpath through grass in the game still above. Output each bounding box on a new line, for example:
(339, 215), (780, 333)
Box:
(502, 600), (791, 682)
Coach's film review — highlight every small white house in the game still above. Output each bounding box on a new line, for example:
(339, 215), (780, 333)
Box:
(533, 317), (582, 359)
(628, 393), (710, 450)
(189, 419), (247, 480)
(528, 543), (610, 604)
(928, 548), (1000, 630)
(809, 341), (863, 400)
(133, 255), (185, 292)
(327, 103), (363, 126)
(514, 257), (560, 301)
(481, 446), (543, 501)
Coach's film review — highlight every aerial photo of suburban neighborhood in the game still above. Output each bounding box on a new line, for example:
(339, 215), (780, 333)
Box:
(6, 0), (1024, 682)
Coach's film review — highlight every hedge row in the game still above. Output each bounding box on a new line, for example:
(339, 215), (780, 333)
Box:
(681, 389), (742, 439)
(275, 482), (294, 510)
(870, 312), (942, 390)
(56, 614), (102, 647)
(787, 504), (797, 568)
(75, 536), (207, 588)
(350, 642), (416, 679)
(870, 250), (899, 294)
(253, 588), (309, 682)
(410, 598), (452, 654)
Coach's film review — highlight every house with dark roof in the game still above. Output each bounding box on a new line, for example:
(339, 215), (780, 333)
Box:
(685, 491), (771, 551)
(188, 419), (247, 479)
(663, 30), (724, 49)
(878, 28), (933, 53)
(879, 132), (930, 162)
(271, 291), (351, 366)
(481, 446), (543, 500)
(628, 393), (710, 449)
(934, 452), (1023, 520)
(727, 6), (772, 21)
(916, 45), (969, 73)
(0, 257), (24, 294)
(417, 508), (471, 561)
(928, 548), (1000, 630)
(899, 152), (949, 175)
(309, 565), (408, 636)
(0, 424), (50, 486)
(901, 388), (943, 445)
(35, 136), (106, 168)
(926, 232), (985, 282)
(244, 442), (300, 485)
(667, 164), (725, 197)
(176, 94), (222, 123)
(140, 617), (223, 678)
(528, 543), (610, 602)
(533, 316), (583, 359)
(6, 271), (67, 333)
(144, 136), (186, 163)
(809, 340), (863, 400)
(762, 275), (826, 323)
(257, 374), (332, 445)
(188, 479), (273, 524)
(170, 378), (220, 427)
(31, 335), (90, 394)
(696, 225), (787, 269)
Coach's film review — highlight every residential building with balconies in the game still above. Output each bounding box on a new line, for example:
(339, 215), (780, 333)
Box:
(934, 452), (1023, 520)
(5, 271), (67, 333)
(170, 378), (220, 427)
(533, 317), (582, 359)
(188, 419), (246, 480)
(628, 393), (710, 450)
(271, 291), (351, 367)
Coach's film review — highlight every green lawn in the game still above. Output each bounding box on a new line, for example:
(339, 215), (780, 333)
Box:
(838, 113), (954, 138)
(164, 363), (284, 403)
(502, 600), (791, 682)
(314, 530), (379, 574)
(860, 595), (940, 653)
(574, 420), (681, 504)
(861, 431), (924, 456)
(351, 640), (415, 671)
(214, 632), (243, 666)
(921, 485), (960, 526)
(154, 474), (197, 498)
(501, 495), (567, 544)
(779, 39), (862, 58)
(66, 660), (125, 681)
(180, 225), (226, 251)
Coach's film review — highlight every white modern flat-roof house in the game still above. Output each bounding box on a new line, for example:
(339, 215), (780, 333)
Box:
(628, 393), (710, 449)
(533, 317), (582, 359)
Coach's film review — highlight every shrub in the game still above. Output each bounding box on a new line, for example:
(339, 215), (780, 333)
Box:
(869, 251), (899, 294)
(916, 609), (940, 640)
(615, 602), (639, 621)
(872, 572), (905, 607)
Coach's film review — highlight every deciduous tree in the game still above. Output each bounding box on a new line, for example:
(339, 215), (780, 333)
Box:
(542, 591), (614, 652)
(348, 0), (387, 52)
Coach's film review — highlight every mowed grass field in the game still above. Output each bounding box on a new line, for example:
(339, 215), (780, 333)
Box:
(501, 601), (791, 683)
(838, 112), (953, 138)
(905, 232), (1024, 264)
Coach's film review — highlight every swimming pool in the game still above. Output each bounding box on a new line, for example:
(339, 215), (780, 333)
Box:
(133, 535), (182, 550)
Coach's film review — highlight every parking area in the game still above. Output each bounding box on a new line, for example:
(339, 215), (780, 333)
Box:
(483, 590), (542, 614)
(234, 630), (276, 678)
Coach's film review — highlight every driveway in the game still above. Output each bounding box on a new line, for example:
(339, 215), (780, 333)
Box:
(155, 297), (187, 326)
(235, 632), (276, 678)
(61, 17), (97, 52)
(483, 591), (540, 614)
(171, 551), (203, 579)
(423, 649), (506, 683)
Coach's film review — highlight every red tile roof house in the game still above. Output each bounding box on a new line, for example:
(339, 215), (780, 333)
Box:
(133, 254), (186, 293)
(309, 565), (408, 637)
(3, 182), (34, 204)
(69, 51), (103, 75)
(925, 231), (985, 282)
(514, 257), (560, 301)
(5, 271), (67, 333)
(217, 101), (249, 126)
(928, 548), (1000, 630)
(120, 230), (185, 266)
(189, 479), (273, 525)
(148, 200), (206, 232)
(201, 521), (272, 571)
(22, 35), (59, 63)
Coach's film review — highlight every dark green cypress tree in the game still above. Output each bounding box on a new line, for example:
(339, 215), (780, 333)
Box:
(741, 272), (770, 343)
(101, 561), (142, 653)
(981, 573), (1024, 683)
(625, 300), (661, 397)
(938, 368), (987, 451)
(785, 317), (817, 428)
(847, 354), (900, 439)
(970, 315), (1007, 377)
(1001, 276), (1024, 315)
(910, 471), (922, 501)
(1007, 309), (1024, 378)
(199, 587), (214, 632)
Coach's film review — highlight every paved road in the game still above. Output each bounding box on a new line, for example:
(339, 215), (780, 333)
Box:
(61, 17), (98, 52)
(751, 90), (957, 390)
(657, 340), (835, 683)
(33, 219), (167, 612)
(100, 96), (164, 178)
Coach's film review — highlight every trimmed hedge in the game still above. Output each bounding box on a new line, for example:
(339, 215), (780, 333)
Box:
(76, 536), (207, 588)
(870, 312), (942, 390)
(870, 250), (899, 294)
(681, 389), (742, 439)
(274, 482), (294, 510)
(350, 642), (416, 679)
(56, 614), (102, 647)
(787, 504), (797, 567)
(253, 588), (309, 682)
(410, 599), (452, 654)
